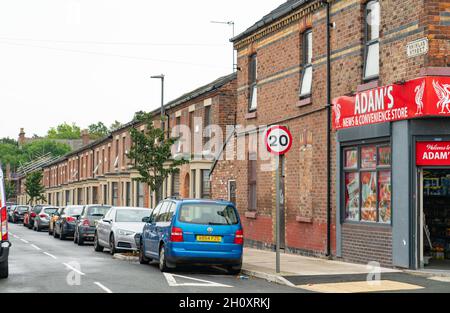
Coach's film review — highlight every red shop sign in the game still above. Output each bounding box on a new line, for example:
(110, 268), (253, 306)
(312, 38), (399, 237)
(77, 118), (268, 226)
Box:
(416, 141), (450, 166)
(332, 76), (450, 130)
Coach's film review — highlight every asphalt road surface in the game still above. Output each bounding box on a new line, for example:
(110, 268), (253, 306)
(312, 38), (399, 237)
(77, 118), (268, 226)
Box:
(0, 223), (302, 293)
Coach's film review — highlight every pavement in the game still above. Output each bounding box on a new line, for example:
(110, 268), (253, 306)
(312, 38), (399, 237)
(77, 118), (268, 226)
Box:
(241, 247), (450, 293)
(1, 223), (449, 293)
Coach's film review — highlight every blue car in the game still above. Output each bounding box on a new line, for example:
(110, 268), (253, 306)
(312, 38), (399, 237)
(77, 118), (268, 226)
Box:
(139, 199), (244, 274)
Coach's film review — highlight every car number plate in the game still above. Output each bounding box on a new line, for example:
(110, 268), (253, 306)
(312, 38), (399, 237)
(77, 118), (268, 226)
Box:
(196, 235), (222, 242)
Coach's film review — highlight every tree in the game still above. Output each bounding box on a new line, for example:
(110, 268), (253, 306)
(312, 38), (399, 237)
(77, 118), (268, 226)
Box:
(4, 180), (15, 201)
(21, 139), (71, 160)
(88, 122), (109, 139)
(24, 171), (46, 205)
(47, 122), (81, 139)
(110, 120), (123, 132)
(127, 112), (188, 194)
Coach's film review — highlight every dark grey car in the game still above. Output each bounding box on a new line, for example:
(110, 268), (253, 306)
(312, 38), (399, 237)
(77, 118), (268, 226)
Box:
(74, 205), (111, 246)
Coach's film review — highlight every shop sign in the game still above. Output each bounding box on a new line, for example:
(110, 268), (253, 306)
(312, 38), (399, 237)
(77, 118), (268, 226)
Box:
(332, 76), (450, 130)
(416, 141), (450, 166)
(406, 38), (429, 58)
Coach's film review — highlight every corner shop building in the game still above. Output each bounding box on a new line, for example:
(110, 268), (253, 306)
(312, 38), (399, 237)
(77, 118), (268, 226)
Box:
(334, 75), (450, 270)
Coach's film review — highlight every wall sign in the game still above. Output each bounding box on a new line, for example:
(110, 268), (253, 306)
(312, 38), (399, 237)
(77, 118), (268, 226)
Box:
(416, 141), (450, 166)
(332, 76), (450, 130)
(406, 38), (429, 58)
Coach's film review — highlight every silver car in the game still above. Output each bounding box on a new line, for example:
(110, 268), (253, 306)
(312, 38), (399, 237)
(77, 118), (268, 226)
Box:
(94, 207), (152, 255)
(33, 206), (59, 231)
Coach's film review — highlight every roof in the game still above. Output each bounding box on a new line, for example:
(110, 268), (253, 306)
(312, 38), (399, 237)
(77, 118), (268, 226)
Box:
(231, 0), (311, 43)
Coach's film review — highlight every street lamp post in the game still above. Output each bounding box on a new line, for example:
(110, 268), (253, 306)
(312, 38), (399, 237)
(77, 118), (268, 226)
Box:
(151, 74), (165, 132)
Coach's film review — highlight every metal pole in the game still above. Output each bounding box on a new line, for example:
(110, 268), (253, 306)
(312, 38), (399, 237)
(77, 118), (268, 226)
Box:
(161, 75), (165, 133)
(275, 154), (281, 273)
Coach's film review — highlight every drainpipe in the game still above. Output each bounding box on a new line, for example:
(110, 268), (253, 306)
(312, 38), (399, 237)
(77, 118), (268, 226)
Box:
(324, 0), (332, 258)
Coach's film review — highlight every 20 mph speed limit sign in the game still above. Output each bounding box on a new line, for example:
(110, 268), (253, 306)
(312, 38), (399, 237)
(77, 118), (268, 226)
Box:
(265, 125), (292, 155)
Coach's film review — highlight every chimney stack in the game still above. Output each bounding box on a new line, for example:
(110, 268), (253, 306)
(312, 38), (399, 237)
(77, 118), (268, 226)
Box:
(18, 128), (26, 146)
(81, 129), (90, 146)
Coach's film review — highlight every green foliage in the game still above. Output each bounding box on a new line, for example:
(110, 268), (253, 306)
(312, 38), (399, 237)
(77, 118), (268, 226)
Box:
(47, 122), (81, 139)
(4, 180), (15, 201)
(110, 120), (123, 132)
(24, 171), (46, 205)
(88, 122), (109, 139)
(127, 111), (188, 193)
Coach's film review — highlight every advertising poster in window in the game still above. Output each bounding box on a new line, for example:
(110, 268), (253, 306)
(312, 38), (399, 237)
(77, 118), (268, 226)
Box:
(378, 171), (391, 223)
(361, 146), (377, 168)
(345, 149), (358, 169)
(345, 172), (359, 221)
(361, 171), (377, 222)
(378, 146), (391, 166)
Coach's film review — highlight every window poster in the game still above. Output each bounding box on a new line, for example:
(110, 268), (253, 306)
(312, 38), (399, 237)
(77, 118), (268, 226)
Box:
(378, 171), (392, 223)
(378, 146), (391, 166)
(361, 171), (377, 222)
(345, 172), (359, 221)
(345, 149), (358, 169)
(361, 146), (377, 169)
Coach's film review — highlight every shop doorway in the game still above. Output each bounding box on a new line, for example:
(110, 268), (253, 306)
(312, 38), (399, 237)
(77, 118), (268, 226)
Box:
(420, 169), (450, 270)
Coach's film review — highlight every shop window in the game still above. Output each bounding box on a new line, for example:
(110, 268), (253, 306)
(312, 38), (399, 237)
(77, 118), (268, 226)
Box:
(300, 30), (313, 98)
(343, 144), (391, 224)
(364, 0), (380, 80)
(248, 54), (258, 111)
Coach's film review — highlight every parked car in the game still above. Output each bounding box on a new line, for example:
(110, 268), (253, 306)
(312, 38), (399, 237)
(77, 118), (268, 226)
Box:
(48, 207), (64, 235)
(94, 207), (151, 255)
(53, 205), (84, 240)
(11, 205), (30, 223)
(7, 206), (13, 222)
(74, 205), (111, 245)
(33, 206), (59, 231)
(139, 199), (243, 274)
(24, 205), (44, 229)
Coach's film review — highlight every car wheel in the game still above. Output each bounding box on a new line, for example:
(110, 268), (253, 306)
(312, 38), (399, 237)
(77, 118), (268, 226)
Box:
(94, 232), (104, 252)
(27, 222), (33, 229)
(0, 260), (8, 279)
(59, 225), (66, 240)
(159, 245), (170, 272)
(77, 231), (84, 246)
(109, 234), (116, 255)
(139, 241), (149, 264)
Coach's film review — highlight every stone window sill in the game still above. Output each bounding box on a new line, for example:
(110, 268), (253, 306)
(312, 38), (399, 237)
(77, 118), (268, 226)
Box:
(296, 215), (312, 223)
(357, 80), (379, 93)
(297, 97), (312, 107)
(245, 111), (257, 120)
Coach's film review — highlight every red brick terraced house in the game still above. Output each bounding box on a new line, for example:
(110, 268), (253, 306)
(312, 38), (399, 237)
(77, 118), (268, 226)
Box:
(211, 0), (449, 270)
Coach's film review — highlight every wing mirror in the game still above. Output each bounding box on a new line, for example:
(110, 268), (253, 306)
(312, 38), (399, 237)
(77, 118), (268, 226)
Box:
(142, 216), (152, 223)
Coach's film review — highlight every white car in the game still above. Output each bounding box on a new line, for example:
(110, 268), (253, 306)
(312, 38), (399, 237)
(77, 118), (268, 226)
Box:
(94, 207), (152, 255)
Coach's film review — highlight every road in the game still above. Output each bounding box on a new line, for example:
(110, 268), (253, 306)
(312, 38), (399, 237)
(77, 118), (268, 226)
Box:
(1, 223), (449, 293)
(0, 223), (301, 293)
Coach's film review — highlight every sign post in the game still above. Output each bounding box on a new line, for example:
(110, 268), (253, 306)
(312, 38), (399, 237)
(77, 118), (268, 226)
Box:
(265, 125), (292, 273)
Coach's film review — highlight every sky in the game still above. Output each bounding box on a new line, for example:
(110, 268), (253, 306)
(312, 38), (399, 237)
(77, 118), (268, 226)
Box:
(0, 0), (283, 139)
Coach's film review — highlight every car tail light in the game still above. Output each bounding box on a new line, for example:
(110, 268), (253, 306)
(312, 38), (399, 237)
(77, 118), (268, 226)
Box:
(39, 214), (47, 218)
(82, 219), (90, 226)
(66, 216), (76, 223)
(1, 208), (7, 241)
(30, 212), (36, 218)
(170, 227), (183, 242)
(234, 229), (244, 245)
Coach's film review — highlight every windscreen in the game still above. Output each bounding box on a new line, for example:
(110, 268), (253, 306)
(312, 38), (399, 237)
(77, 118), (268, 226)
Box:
(115, 209), (149, 223)
(17, 206), (29, 213)
(178, 203), (239, 225)
(44, 208), (58, 214)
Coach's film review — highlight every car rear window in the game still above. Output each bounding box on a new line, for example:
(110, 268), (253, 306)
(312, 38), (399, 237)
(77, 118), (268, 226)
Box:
(17, 206), (29, 212)
(87, 206), (110, 217)
(44, 208), (58, 214)
(65, 207), (83, 216)
(178, 203), (239, 225)
(115, 209), (149, 223)
(32, 206), (43, 213)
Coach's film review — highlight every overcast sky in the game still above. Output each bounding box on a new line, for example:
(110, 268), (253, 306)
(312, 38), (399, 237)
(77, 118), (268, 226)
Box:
(0, 0), (282, 139)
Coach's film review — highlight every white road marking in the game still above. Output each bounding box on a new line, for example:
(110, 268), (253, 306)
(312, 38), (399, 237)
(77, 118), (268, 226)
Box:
(20, 239), (29, 244)
(43, 252), (58, 259)
(163, 273), (233, 288)
(12, 234), (19, 239)
(63, 263), (85, 276)
(94, 282), (113, 293)
(30, 244), (41, 251)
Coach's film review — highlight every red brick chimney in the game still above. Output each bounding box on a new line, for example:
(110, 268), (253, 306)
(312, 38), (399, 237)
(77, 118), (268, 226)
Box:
(18, 128), (26, 146)
(81, 129), (90, 146)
